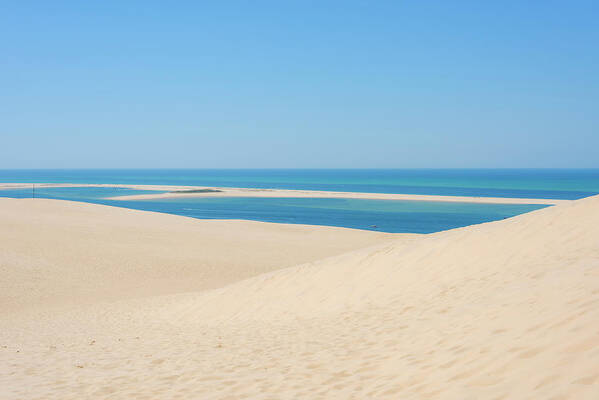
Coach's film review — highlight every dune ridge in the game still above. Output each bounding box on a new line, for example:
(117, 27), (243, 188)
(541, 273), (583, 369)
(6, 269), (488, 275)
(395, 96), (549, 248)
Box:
(1, 196), (598, 399)
(0, 198), (394, 313)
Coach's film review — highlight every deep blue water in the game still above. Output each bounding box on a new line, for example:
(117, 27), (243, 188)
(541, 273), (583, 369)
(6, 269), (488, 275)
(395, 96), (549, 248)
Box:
(0, 186), (548, 233)
(0, 169), (598, 199)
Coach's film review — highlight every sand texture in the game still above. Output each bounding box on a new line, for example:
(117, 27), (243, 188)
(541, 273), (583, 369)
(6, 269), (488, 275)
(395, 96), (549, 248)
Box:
(0, 198), (393, 313)
(1, 195), (598, 399)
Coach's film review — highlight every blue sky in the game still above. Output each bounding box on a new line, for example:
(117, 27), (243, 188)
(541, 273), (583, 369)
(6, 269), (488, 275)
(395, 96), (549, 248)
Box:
(1, 1), (598, 168)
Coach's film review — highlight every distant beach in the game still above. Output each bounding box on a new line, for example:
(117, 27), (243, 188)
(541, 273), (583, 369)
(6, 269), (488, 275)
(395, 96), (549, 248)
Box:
(1, 169), (598, 199)
(0, 182), (568, 204)
(0, 182), (557, 233)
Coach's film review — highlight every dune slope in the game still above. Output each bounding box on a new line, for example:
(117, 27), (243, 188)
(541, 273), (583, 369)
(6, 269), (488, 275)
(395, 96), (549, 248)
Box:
(0, 198), (394, 313)
(1, 196), (598, 399)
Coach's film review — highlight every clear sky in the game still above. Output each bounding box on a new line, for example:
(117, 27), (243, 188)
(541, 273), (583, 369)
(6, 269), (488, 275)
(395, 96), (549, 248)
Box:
(1, 1), (598, 168)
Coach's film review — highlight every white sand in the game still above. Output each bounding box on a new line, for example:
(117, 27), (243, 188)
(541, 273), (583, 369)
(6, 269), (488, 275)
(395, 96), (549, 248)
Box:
(0, 182), (567, 204)
(1, 195), (598, 399)
(0, 198), (393, 313)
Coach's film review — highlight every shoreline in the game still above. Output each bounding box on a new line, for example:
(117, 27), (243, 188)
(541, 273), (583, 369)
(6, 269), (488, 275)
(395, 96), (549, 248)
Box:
(2, 193), (598, 399)
(0, 182), (570, 205)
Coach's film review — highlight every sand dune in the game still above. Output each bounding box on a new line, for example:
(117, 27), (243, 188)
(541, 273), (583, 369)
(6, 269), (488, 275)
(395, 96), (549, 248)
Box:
(0, 198), (393, 313)
(1, 196), (598, 399)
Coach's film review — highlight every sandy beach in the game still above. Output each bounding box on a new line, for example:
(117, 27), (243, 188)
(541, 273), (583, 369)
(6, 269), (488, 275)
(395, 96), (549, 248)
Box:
(1, 195), (598, 399)
(0, 183), (568, 205)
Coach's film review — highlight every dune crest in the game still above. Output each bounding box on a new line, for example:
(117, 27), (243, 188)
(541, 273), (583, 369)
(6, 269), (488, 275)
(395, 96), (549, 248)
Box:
(1, 196), (598, 399)
(0, 198), (394, 313)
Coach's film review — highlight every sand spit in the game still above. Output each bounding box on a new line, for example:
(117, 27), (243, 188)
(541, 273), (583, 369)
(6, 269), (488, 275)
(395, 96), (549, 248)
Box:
(1, 195), (598, 399)
(0, 182), (567, 204)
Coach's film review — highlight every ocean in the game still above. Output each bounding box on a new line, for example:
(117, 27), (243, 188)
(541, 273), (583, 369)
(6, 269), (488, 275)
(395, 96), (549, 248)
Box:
(1, 169), (598, 199)
(1, 169), (597, 233)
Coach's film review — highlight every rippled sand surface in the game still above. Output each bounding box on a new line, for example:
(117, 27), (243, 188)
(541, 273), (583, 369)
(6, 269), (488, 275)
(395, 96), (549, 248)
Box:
(1, 196), (598, 399)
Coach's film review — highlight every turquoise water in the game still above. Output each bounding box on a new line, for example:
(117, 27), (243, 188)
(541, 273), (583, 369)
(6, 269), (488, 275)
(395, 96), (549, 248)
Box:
(2, 169), (593, 232)
(0, 186), (547, 233)
(0, 169), (598, 199)
(135, 197), (547, 233)
(2, 186), (160, 200)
